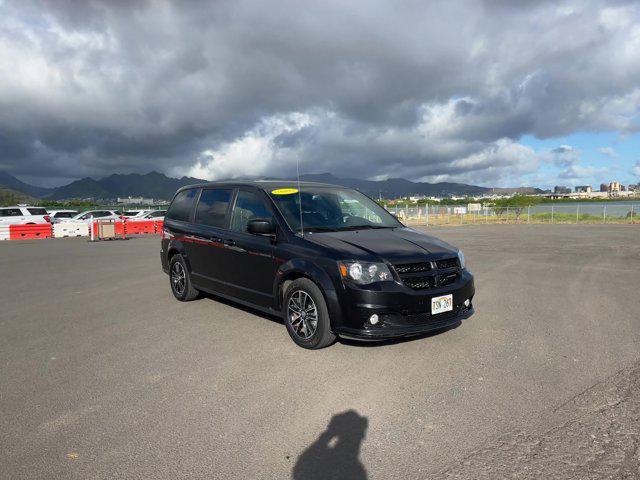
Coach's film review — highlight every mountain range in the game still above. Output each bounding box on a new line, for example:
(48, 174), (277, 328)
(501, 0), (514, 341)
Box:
(0, 171), (545, 202)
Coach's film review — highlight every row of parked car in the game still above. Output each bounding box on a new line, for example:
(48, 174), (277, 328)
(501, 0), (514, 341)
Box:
(0, 206), (166, 225)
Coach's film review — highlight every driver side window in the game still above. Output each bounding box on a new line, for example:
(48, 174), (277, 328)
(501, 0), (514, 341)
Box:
(230, 190), (271, 233)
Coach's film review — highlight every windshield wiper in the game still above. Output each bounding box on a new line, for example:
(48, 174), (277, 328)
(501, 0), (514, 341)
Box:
(303, 225), (395, 233)
(303, 226), (341, 232)
(342, 224), (394, 230)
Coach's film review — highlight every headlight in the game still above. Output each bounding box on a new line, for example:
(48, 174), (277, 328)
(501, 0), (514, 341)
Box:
(457, 249), (466, 269)
(338, 261), (393, 285)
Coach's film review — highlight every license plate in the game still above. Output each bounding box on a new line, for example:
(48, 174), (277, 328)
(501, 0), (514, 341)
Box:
(431, 294), (453, 315)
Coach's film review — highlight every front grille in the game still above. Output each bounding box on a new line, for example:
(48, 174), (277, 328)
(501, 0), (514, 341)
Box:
(394, 262), (431, 274)
(395, 256), (460, 290)
(436, 257), (459, 269)
(438, 271), (458, 287)
(402, 275), (435, 290)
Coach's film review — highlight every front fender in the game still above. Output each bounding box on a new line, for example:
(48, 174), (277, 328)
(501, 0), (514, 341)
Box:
(274, 258), (344, 328)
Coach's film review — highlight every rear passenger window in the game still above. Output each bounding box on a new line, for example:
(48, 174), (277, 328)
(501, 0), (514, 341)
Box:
(167, 188), (198, 222)
(27, 208), (47, 215)
(195, 189), (233, 228)
(0, 208), (22, 216)
(230, 190), (272, 232)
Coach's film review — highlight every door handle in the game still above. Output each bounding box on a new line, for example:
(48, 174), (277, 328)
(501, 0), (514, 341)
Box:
(223, 239), (236, 247)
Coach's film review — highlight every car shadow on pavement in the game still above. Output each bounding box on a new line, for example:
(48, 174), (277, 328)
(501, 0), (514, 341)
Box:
(293, 410), (368, 480)
(338, 321), (461, 348)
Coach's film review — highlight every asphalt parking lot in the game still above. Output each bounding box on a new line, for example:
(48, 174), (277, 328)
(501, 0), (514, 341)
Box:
(1, 225), (639, 479)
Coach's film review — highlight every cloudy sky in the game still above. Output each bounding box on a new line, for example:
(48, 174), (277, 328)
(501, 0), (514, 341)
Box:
(1, 0), (639, 188)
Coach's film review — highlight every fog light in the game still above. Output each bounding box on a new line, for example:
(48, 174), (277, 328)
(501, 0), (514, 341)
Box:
(369, 314), (379, 325)
(464, 299), (470, 307)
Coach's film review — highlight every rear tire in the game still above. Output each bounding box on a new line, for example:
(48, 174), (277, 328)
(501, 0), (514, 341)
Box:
(283, 278), (336, 349)
(169, 254), (199, 301)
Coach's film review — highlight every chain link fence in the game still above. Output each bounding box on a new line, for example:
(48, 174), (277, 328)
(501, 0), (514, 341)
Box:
(390, 203), (639, 226)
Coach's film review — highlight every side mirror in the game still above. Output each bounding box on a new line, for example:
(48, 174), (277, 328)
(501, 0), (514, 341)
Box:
(247, 218), (275, 236)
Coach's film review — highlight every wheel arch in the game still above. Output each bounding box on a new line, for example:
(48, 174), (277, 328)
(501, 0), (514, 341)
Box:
(274, 259), (343, 328)
(166, 241), (191, 272)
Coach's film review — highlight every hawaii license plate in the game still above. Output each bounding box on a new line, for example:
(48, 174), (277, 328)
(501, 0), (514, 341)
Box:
(431, 294), (453, 315)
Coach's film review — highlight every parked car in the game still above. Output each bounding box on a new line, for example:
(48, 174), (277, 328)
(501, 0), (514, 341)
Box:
(122, 209), (150, 219)
(0, 206), (50, 225)
(61, 210), (122, 223)
(133, 210), (166, 221)
(161, 181), (475, 349)
(47, 210), (79, 223)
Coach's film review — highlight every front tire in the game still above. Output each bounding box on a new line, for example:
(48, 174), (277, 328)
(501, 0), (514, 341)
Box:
(169, 254), (199, 301)
(283, 278), (336, 349)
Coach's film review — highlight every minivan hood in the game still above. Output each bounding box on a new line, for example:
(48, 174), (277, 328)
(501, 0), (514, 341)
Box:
(305, 227), (458, 264)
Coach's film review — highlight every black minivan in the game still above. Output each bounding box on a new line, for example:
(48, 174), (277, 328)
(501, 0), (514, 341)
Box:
(161, 181), (475, 349)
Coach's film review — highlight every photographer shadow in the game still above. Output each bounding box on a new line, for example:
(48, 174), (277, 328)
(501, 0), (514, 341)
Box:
(293, 410), (368, 480)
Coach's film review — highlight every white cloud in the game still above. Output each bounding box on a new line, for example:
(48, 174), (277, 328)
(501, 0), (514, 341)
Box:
(598, 146), (618, 158)
(185, 113), (314, 180)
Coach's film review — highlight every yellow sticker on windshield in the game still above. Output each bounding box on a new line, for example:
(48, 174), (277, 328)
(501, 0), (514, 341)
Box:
(271, 188), (299, 195)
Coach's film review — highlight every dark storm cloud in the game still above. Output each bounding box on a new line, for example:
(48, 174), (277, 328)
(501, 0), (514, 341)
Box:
(1, 0), (639, 185)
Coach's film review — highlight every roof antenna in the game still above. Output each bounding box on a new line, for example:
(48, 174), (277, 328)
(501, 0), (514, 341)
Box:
(296, 157), (304, 237)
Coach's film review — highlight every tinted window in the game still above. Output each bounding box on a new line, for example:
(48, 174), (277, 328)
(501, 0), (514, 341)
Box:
(167, 188), (198, 222)
(55, 212), (76, 218)
(231, 190), (272, 232)
(93, 211), (110, 218)
(27, 208), (47, 215)
(148, 210), (165, 217)
(0, 208), (22, 217)
(195, 189), (232, 228)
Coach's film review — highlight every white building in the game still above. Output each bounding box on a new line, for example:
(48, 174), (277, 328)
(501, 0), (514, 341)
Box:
(117, 196), (155, 205)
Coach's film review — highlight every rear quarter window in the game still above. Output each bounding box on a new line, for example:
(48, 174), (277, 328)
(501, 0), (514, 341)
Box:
(27, 208), (48, 215)
(0, 208), (23, 217)
(166, 188), (198, 222)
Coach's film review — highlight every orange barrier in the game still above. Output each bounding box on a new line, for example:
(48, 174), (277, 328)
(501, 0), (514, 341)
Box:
(124, 220), (156, 235)
(154, 220), (164, 233)
(10, 224), (52, 240)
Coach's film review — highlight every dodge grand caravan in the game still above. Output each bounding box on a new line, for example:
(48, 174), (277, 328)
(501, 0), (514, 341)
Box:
(161, 181), (475, 349)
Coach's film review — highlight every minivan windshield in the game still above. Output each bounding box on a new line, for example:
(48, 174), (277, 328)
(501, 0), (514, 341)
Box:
(268, 186), (402, 233)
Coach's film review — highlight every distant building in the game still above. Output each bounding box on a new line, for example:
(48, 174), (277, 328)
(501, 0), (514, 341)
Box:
(629, 184), (639, 192)
(600, 183), (609, 192)
(554, 186), (571, 195)
(575, 185), (592, 193)
(608, 181), (621, 193)
(117, 196), (155, 205)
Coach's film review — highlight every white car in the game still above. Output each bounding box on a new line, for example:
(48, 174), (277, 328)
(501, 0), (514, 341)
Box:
(122, 209), (150, 219)
(128, 209), (166, 221)
(0, 206), (50, 225)
(47, 209), (79, 223)
(62, 210), (122, 223)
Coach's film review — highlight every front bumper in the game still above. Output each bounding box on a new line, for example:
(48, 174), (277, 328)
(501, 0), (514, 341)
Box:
(332, 270), (475, 340)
